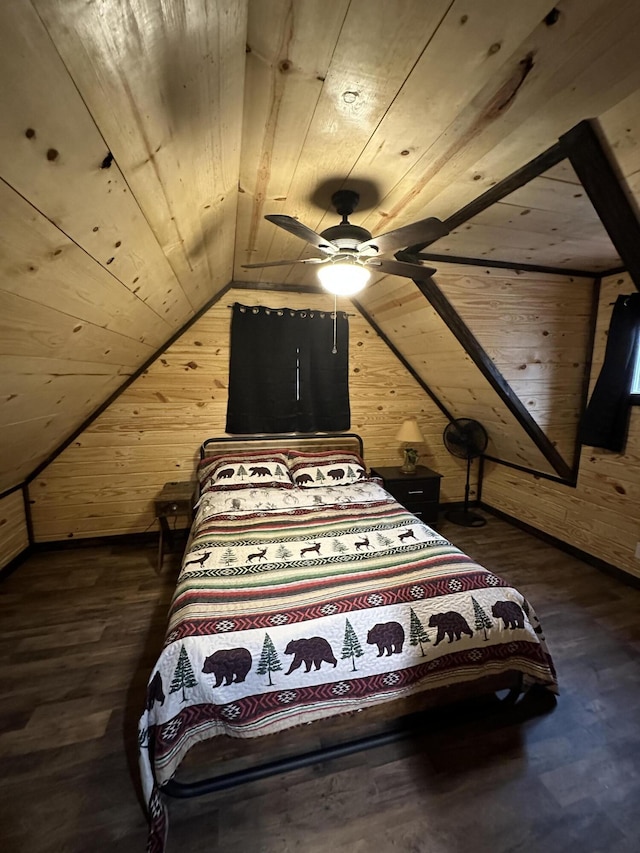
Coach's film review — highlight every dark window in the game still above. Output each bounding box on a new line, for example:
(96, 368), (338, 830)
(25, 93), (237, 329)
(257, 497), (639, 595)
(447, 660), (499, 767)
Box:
(226, 303), (350, 434)
(631, 327), (640, 406)
(580, 293), (640, 448)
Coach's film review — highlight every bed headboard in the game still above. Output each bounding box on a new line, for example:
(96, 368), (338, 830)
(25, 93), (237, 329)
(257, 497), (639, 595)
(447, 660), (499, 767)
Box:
(200, 433), (364, 461)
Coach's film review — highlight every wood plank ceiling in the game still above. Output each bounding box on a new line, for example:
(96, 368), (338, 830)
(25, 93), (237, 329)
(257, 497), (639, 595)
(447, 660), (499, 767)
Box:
(2, 0), (640, 493)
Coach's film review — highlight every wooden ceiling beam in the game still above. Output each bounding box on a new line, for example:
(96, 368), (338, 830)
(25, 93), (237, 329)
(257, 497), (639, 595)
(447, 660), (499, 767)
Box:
(398, 116), (640, 484)
(441, 142), (566, 235)
(561, 119), (640, 292)
(412, 252), (596, 279)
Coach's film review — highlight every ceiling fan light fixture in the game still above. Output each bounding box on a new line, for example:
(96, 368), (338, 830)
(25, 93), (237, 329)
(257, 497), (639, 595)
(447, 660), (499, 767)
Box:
(317, 259), (370, 295)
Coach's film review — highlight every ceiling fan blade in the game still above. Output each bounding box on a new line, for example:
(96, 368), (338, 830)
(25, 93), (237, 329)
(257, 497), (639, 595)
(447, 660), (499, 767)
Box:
(366, 258), (436, 279)
(241, 257), (327, 269)
(265, 215), (338, 255)
(357, 217), (449, 254)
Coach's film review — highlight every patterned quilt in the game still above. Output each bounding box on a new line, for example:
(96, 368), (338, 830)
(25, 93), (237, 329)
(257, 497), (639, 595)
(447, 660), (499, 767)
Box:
(139, 481), (557, 852)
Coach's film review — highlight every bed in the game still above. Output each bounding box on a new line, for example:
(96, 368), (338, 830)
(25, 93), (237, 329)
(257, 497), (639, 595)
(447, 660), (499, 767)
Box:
(139, 433), (557, 852)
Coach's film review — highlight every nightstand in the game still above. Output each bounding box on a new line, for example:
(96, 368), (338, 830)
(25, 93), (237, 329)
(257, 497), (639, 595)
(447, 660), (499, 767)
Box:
(154, 481), (195, 572)
(370, 465), (442, 524)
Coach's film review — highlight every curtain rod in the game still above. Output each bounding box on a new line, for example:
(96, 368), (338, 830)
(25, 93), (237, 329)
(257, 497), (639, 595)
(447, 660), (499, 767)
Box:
(226, 305), (356, 315)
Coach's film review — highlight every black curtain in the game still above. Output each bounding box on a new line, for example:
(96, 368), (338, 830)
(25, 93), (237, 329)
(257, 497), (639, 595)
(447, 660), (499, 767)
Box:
(226, 303), (350, 434)
(580, 292), (640, 452)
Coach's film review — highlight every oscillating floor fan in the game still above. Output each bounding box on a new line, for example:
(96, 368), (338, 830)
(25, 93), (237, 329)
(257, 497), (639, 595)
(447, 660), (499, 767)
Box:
(443, 418), (488, 527)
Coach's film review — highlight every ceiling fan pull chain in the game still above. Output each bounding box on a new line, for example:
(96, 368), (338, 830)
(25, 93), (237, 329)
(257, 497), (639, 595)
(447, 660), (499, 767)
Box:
(332, 292), (338, 354)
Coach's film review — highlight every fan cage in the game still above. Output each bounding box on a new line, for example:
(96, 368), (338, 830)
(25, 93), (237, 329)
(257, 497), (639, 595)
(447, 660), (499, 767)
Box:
(442, 418), (488, 528)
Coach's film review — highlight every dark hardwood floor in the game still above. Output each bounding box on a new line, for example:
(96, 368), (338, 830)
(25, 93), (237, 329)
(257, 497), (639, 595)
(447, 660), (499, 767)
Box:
(1, 511), (640, 853)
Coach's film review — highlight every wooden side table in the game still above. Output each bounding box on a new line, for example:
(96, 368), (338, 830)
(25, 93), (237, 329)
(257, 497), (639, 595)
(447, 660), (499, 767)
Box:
(370, 465), (442, 524)
(154, 481), (195, 572)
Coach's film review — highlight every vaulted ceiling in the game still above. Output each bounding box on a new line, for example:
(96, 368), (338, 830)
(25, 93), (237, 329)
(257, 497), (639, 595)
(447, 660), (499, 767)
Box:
(2, 0), (640, 494)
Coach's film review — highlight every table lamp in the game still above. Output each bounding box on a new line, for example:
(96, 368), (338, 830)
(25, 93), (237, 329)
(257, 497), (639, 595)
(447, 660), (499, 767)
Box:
(396, 418), (425, 474)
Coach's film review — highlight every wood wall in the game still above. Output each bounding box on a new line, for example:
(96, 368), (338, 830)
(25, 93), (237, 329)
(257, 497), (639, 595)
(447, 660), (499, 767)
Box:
(29, 287), (466, 542)
(358, 263), (593, 477)
(0, 0), (246, 494)
(4, 0), (640, 500)
(437, 265), (595, 468)
(23, 270), (640, 580)
(0, 491), (29, 570)
(482, 272), (640, 578)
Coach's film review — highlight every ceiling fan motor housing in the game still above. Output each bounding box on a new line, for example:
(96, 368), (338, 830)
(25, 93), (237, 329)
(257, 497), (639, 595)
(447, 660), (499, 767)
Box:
(331, 189), (360, 216)
(320, 224), (372, 246)
(320, 188), (376, 249)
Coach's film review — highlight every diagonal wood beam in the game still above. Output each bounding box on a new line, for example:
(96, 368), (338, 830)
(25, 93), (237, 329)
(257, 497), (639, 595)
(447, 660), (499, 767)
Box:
(404, 141), (565, 256)
(397, 118), (637, 486)
(560, 119), (640, 292)
(412, 276), (575, 481)
(442, 141), (566, 235)
(412, 252), (596, 279)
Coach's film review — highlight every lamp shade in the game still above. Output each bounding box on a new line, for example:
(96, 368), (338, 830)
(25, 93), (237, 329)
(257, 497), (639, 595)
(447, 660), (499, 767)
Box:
(317, 260), (370, 295)
(396, 418), (424, 444)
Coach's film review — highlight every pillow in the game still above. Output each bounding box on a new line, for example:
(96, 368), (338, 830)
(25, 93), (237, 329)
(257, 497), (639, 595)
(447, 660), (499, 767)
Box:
(198, 450), (294, 492)
(287, 450), (367, 488)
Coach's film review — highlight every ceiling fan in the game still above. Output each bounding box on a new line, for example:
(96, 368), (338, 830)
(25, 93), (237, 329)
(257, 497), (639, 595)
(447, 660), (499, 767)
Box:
(241, 189), (449, 295)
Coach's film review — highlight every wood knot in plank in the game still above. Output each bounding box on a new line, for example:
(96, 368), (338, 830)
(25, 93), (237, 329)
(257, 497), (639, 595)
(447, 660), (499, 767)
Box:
(544, 8), (560, 26)
(484, 52), (535, 120)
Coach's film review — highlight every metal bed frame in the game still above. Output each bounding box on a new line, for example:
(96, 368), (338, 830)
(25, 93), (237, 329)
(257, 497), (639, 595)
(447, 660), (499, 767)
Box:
(162, 674), (525, 799)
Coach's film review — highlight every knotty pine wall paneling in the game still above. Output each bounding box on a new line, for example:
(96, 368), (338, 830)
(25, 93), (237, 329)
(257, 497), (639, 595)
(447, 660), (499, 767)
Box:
(0, 491), (29, 570)
(435, 265), (595, 467)
(32, 0), (247, 313)
(357, 266), (573, 477)
(482, 272), (640, 579)
(29, 288), (464, 542)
